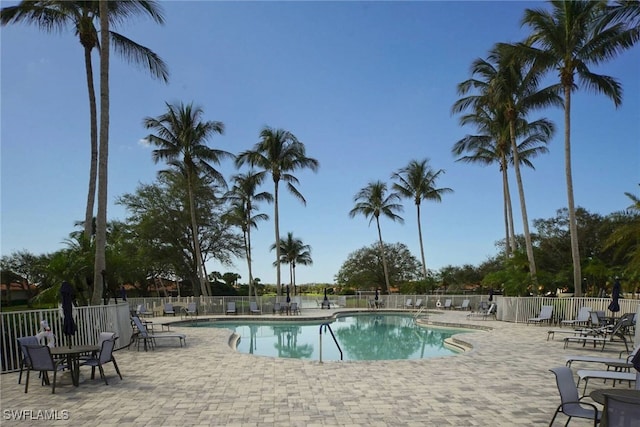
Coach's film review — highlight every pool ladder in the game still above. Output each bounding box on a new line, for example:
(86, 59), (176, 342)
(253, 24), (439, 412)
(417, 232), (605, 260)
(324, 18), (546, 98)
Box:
(318, 323), (343, 362)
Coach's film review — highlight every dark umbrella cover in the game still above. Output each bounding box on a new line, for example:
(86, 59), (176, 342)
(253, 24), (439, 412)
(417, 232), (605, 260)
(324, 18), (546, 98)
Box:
(323, 288), (328, 301)
(607, 279), (621, 314)
(488, 288), (494, 302)
(120, 285), (127, 301)
(286, 285), (291, 303)
(375, 289), (379, 301)
(60, 281), (77, 348)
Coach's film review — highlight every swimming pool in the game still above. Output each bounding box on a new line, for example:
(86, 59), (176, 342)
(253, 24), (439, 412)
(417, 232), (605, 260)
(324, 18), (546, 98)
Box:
(189, 313), (465, 361)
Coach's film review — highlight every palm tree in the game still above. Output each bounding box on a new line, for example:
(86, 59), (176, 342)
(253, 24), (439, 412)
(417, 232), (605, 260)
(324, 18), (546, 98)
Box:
(453, 43), (560, 285)
(452, 104), (517, 259)
(391, 159), (452, 279)
(521, 0), (638, 295)
(144, 102), (233, 297)
(604, 186), (640, 278)
(224, 171), (272, 298)
(236, 127), (319, 296)
(349, 181), (403, 294)
(270, 232), (312, 295)
(1, 1), (168, 241)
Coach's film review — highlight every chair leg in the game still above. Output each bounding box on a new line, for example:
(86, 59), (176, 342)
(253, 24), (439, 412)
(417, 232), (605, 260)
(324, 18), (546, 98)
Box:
(18, 364), (24, 384)
(91, 366), (96, 379)
(112, 359), (123, 380)
(24, 369), (30, 393)
(51, 370), (57, 394)
(98, 365), (107, 385)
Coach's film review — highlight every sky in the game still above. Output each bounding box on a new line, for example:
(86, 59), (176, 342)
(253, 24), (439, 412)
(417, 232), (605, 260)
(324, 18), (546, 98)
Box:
(1, 1), (639, 286)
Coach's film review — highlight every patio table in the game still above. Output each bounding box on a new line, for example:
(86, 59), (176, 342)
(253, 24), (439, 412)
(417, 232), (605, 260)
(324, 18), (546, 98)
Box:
(50, 345), (100, 387)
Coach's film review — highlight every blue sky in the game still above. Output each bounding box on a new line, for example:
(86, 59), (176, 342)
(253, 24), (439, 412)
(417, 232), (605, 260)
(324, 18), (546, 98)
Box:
(1, 1), (638, 285)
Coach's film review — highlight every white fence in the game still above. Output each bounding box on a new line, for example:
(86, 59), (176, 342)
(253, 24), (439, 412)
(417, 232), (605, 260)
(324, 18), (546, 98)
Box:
(1, 303), (131, 374)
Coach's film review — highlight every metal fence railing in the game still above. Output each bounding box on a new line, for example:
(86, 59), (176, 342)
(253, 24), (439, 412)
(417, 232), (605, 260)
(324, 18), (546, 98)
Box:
(1, 303), (131, 374)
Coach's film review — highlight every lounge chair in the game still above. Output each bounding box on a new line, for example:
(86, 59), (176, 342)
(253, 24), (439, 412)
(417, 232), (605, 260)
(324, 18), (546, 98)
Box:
(561, 306), (592, 328)
(163, 303), (176, 316)
(131, 316), (186, 351)
(565, 345), (639, 368)
(414, 299), (423, 309)
(527, 305), (553, 325)
(405, 299), (413, 309)
(79, 336), (122, 385)
(443, 299), (452, 310)
(455, 299), (470, 310)
(548, 367), (600, 426)
(136, 304), (151, 317)
(563, 313), (634, 352)
(23, 345), (67, 394)
(226, 301), (237, 315)
(249, 301), (261, 315)
(183, 302), (198, 318)
(467, 303), (496, 320)
(576, 369), (636, 396)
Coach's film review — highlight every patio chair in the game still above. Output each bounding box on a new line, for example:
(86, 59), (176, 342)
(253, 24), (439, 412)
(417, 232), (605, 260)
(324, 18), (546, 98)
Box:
(565, 345), (639, 368)
(23, 345), (67, 394)
(443, 299), (452, 309)
(226, 301), (237, 315)
(527, 305), (553, 325)
(136, 304), (151, 317)
(414, 299), (423, 309)
(163, 303), (176, 316)
(79, 336), (122, 385)
(602, 392), (640, 427)
(17, 336), (40, 384)
(561, 307), (592, 328)
(455, 299), (470, 310)
(290, 302), (300, 315)
(405, 299), (413, 309)
(249, 301), (261, 315)
(273, 302), (282, 314)
(467, 303), (496, 320)
(548, 366), (600, 426)
(131, 316), (186, 351)
(183, 302), (198, 318)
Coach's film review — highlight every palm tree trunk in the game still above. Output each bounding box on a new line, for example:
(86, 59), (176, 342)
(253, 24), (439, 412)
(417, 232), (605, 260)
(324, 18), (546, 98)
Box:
(501, 164), (511, 259)
(564, 86), (582, 296)
(244, 228), (252, 299)
(416, 203), (428, 279)
(187, 176), (208, 296)
(83, 45), (98, 241)
(501, 155), (517, 256)
(376, 217), (391, 294)
(509, 120), (537, 285)
(91, 0), (109, 305)
(273, 180), (281, 296)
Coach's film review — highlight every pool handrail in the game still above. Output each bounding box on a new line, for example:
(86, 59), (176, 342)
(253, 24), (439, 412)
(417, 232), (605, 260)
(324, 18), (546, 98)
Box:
(319, 323), (343, 362)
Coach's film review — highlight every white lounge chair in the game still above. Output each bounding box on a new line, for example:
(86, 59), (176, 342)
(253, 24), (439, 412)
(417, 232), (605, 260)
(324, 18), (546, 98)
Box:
(249, 301), (261, 315)
(414, 299), (423, 309)
(131, 316), (186, 351)
(528, 305), (553, 325)
(576, 369), (636, 396)
(455, 299), (470, 310)
(560, 306), (592, 328)
(443, 299), (452, 310)
(565, 346), (639, 368)
(405, 299), (413, 309)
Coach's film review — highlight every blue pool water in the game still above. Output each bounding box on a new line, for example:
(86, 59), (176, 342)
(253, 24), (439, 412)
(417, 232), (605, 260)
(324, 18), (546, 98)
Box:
(188, 313), (464, 361)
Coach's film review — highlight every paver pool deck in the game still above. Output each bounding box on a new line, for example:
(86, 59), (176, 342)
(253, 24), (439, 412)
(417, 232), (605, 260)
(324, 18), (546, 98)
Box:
(1, 308), (632, 426)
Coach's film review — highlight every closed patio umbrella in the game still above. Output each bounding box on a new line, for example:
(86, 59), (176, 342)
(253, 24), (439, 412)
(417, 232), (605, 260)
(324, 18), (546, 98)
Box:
(607, 278), (621, 317)
(286, 285), (291, 303)
(488, 288), (494, 302)
(323, 288), (328, 301)
(60, 281), (77, 348)
(375, 289), (379, 301)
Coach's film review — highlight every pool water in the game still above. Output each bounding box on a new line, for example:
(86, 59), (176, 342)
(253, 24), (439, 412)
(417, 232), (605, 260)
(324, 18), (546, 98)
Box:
(190, 313), (463, 361)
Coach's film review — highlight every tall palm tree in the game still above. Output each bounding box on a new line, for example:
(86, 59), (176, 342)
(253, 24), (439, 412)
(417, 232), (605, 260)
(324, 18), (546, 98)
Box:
(453, 43), (560, 285)
(224, 171), (272, 298)
(521, 0), (638, 295)
(144, 102), (233, 297)
(91, 0), (110, 305)
(270, 232), (312, 295)
(452, 104), (517, 259)
(349, 181), (403, 294)
(236, 127), (319, 296)
(391, 159), (452, 279)
(1, 1), (169, 240)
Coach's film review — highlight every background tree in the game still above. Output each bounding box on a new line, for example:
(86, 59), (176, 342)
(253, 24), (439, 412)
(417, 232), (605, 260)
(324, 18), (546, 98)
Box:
(349, 181), (403, 294)
(521, 0), (639, 295)
(335, 242), (421, 290)
(270, 232), (312, 295)
(236, 126), (319, 295)
(392, 158), (452, 279)
(143, 101), (233, 296)
(224, 170), (272, 299)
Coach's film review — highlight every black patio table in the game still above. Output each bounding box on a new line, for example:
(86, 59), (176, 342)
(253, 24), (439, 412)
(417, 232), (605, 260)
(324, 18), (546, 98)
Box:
(50, 345), (100, 387)
(589, 388), (640, 405)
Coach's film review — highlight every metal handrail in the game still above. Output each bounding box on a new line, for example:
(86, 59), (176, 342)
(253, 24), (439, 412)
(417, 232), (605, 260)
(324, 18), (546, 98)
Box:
(318, 322), (343, 362)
